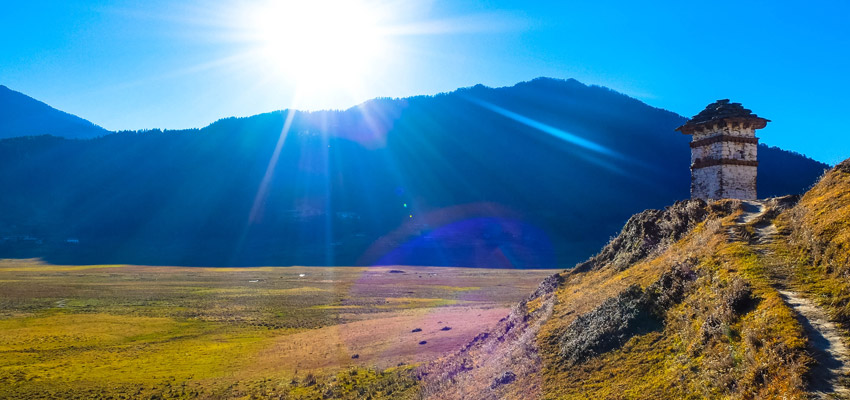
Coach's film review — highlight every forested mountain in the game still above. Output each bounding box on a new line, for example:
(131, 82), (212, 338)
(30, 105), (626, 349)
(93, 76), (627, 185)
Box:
(0, 85), (109, 139)
(0, 78), (828, 267)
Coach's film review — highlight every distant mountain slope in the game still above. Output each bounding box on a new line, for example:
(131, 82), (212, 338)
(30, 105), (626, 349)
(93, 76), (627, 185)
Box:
(0, 85), (109, 139)
(0, 78), (829, 267)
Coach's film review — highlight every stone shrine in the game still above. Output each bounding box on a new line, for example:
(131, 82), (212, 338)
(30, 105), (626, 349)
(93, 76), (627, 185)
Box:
(676, 100), (769, 200)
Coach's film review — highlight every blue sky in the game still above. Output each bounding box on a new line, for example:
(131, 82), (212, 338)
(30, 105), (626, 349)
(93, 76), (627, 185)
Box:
(2, 0), (848, 164)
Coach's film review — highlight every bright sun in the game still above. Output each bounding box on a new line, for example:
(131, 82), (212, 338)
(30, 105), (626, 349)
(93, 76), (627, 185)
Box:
(244, 0), (388, 96)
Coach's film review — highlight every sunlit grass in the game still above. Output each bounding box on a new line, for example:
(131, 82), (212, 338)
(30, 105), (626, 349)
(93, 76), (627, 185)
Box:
(0, 313), (276, 384)
(777, 164), (850, 327)
(0, 260), (129, 272)
(0, 260), (550, 397)
(539, 209), (809, 398)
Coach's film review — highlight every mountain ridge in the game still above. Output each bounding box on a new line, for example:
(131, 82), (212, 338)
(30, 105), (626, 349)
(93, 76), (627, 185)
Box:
(0, 78), (829, 268)
(0, 84), (110, 140)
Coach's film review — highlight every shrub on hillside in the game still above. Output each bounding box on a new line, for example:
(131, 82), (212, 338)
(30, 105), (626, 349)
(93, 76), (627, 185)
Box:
(556, 262), (697, 366)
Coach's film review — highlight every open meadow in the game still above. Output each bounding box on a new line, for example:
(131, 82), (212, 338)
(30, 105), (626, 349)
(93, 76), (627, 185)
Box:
(0, 259), (552, 398)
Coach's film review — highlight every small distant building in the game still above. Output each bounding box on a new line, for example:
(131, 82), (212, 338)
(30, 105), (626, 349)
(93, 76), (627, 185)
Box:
(676, 100), (769, 200)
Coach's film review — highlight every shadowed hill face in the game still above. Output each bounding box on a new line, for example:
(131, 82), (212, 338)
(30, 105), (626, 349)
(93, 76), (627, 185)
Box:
(0, 78), (829, 267)
(0, 85), (109, 139)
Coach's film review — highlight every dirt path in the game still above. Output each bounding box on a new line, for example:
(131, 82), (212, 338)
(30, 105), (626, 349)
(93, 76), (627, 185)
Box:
(779, 290), (850, 397)
(737, 200), (850, 398)
(728, 201), (768, 243)
(738, 200), (765, 224)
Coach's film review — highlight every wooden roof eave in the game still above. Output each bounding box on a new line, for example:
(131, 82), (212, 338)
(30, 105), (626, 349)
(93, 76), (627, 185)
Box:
(675, 117), (770, 135)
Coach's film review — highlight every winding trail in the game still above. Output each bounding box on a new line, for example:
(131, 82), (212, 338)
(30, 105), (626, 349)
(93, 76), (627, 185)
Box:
(736, 200), (850, 398)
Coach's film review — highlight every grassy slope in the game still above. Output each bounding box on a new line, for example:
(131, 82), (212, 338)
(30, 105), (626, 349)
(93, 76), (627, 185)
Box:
(536, 204), (808, 399)
(415, 161), (849, 399)
(777, 160), (850, 329)
(416, 199), (813, 399)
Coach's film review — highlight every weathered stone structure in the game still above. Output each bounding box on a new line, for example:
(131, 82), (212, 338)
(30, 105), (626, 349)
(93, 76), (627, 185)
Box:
(676, 100), (769, 200)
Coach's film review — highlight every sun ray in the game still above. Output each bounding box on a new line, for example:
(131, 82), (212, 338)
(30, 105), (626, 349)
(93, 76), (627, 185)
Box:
(249, 107), (298, 223)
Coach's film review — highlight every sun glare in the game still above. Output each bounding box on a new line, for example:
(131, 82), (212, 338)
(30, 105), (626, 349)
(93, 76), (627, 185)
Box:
(244, 0), (388, 96)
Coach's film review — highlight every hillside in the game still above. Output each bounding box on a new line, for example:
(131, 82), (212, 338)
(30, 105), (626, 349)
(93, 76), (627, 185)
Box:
(776, 159), (850, 336)
(0, 85), (109, 139)
(0, 78), (828, 267)
(410, 158), (850, 399)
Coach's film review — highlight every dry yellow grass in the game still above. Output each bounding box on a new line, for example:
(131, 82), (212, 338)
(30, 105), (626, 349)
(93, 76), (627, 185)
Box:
(777, 162), (850, 328)
(537, 205), (809, 399)
(0, 261), (550, 398)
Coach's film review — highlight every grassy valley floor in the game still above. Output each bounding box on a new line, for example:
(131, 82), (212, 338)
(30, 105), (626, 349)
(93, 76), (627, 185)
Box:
(0, 260), (552, 398)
